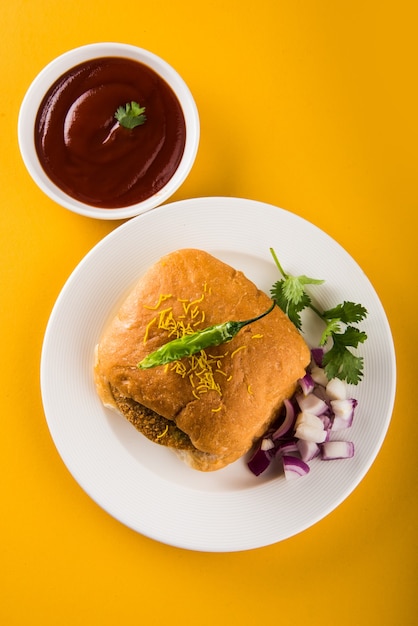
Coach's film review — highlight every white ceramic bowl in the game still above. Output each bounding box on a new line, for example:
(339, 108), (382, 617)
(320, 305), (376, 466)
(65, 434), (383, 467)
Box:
(18, 43), (200, 220)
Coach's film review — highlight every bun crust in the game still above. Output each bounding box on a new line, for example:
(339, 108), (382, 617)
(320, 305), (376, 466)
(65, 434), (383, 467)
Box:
(94, 249), (310, 471)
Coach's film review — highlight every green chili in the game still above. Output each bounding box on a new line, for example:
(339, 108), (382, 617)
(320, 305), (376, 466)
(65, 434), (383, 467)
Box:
(138, 300), (276, 370)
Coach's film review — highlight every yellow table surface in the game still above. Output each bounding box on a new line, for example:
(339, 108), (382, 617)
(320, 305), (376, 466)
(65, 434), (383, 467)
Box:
(1, 1), (417, 624)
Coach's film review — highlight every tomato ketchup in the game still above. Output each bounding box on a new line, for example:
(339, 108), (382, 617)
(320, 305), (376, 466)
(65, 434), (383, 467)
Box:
(34, 57), (186, 208)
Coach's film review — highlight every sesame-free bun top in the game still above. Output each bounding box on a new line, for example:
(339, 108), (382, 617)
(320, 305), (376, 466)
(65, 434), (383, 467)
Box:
(94, 249), (310, 471)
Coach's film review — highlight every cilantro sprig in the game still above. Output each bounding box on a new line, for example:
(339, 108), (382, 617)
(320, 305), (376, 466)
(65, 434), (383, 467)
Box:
(115, 101), (147, 129)
(270, 248), (368, 385)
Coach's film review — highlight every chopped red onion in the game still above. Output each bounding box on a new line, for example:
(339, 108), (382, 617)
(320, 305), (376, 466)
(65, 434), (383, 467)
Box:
(296, 392), (328, 416)
(282, 455), (310, 480)
(247, 345), (359, 480)
(272, 398), (296, 440)
(297, 439), (320, 462)
(295, 422), (327, 443)
(276, 439), (299, 456)
(295, 411), (324, 430)
(295, 410), (328, 443)
(310, 365), (329, 387)
(321, 441), (355, 460)
(326, 378), (348, 401)
(260, 437), (275, 451)
(331, 415), (354, 430)
(247, 444), (272, 476)
(319, 413), (333, 433)
(330, 398), (357, 430)
(298, 372), (315, 396)
(311, 347), (324, 367)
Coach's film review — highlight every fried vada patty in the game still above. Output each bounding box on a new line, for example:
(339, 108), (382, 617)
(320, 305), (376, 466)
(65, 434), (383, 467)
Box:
(110, 385), (194, 450)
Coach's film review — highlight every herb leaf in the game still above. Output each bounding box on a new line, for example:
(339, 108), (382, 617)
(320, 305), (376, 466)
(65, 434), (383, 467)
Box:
(271, 279), (311, 330)
(323, 301), (368, 324)
(320, 318), (342, 345)
(282, 274), (324, 305)
(270, 248), (368, 384)
(115, 101), (147, 129)
(322, 328), (367, 384)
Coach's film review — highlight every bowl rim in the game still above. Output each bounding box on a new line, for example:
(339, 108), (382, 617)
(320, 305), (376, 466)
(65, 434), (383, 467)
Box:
(17, 42), (200, 220)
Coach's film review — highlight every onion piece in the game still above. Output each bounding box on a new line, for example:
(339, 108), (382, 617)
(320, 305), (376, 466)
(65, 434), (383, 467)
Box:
(330, 398), (357, 430)
(276, 439), (299, 456)
(296, 392), (328, 416)
(272, 399), (296, 440)
(311, 348), (324, 367)
(294, 422), (327, 443)
(310, 365), (329, 387)
(260, 437), (275, 451)
(247, 444), (272, 476)
(321, 441), (355, 460)
(282, 455), (310, 480)
(326, 378), (348, 401)
(297, 439), (320, 462)
(319, 413), (333, 434)
(295, 411), (324, 430)
(298, 372), (315, 396)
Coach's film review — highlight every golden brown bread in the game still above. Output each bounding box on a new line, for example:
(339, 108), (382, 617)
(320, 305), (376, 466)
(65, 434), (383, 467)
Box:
(94, 249), (310, 471)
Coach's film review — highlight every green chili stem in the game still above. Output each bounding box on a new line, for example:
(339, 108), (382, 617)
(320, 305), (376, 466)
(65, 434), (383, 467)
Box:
(226, 300), (276, 335)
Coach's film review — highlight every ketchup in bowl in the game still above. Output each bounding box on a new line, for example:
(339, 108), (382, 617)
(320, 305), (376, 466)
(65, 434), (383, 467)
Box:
(34, 57), (187, 209)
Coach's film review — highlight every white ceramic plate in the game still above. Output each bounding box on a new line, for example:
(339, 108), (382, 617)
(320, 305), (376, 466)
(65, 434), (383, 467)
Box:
(41, 197), (396, 552)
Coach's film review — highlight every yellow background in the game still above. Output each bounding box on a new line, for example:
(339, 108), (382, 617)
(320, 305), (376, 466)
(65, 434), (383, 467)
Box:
(1, 1), (417, 624)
